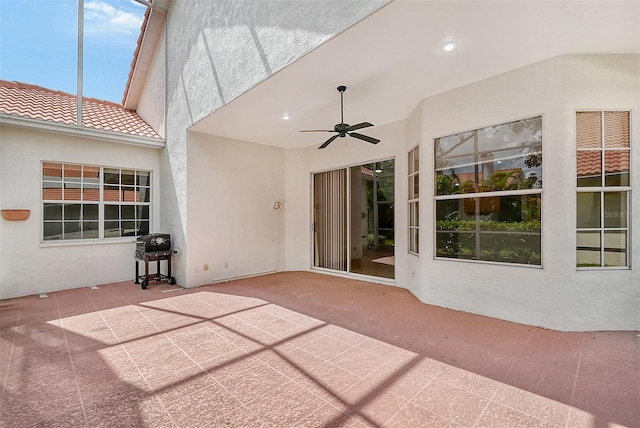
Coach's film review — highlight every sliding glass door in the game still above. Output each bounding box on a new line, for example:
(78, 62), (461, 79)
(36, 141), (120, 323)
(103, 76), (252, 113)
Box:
(313, 160), (394, 279)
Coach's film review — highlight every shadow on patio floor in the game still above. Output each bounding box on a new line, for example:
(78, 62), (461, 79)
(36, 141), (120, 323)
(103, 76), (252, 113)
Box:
(0, 271), (638, 427)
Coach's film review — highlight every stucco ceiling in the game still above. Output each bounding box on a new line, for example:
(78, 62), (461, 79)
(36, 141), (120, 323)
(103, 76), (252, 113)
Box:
(189, 0), (640, 149)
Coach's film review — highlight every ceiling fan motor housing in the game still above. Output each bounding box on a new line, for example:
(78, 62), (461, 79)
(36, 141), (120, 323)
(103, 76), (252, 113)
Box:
(334, 123), (349, 137)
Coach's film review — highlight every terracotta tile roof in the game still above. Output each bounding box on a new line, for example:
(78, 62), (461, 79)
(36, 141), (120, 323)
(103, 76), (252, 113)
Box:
(577, 150), (630, 177)
(604, 111), (630, 148)
(42, 188), (142, 202)
(576, 112), (602, 149)
(577, 151), (601, 176)
(576, 111), (630, 177)
(0, 80), (161, 139)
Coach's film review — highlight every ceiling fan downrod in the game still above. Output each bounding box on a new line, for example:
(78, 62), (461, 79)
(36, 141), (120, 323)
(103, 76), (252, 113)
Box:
(338, 85), (346, 125)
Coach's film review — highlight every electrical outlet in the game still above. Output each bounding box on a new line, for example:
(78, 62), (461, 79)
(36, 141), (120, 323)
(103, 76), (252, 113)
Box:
(204, 264), (209, 271)
(224, 262), (228, 268)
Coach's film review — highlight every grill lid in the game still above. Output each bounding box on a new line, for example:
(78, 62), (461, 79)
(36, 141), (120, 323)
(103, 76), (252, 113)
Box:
(136, 233), (171, 252)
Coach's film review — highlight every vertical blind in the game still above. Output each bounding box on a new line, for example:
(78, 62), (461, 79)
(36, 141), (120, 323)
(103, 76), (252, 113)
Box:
(313, 169), (348, 271)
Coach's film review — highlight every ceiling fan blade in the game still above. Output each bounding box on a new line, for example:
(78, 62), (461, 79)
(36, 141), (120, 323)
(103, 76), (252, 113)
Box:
(299, 129), (334, 133)
(349, 132), (380, 145)
(318, 134), (339, 149)
(346, 122), (374, 132)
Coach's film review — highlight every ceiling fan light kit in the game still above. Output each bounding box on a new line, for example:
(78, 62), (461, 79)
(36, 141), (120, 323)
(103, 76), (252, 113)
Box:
(300, 85), (380, 149)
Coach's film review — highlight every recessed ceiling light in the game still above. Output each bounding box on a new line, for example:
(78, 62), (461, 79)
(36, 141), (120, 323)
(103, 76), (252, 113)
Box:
(282, 114), (290, 120)
(439, 41), (458, 53)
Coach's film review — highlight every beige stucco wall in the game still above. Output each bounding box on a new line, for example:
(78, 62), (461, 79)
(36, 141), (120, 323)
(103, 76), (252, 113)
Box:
(186, 131), (285, 284)
(4, 2), (631, 334)
(281, 54), (639, 331)
(168, 52), (638, 331)
(0, 125), (161, 299)
(162, 0), (388, 287)
(410, 54), (639, 331)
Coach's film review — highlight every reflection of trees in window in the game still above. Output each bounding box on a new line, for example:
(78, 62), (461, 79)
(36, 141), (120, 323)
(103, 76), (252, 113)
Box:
(436, 117), (542, 196)
(434, 117), (543, 266)
(362, 161), (394, 249)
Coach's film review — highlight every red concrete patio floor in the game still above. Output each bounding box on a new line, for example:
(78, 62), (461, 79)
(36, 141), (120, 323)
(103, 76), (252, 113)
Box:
(1, 272), (638, 427)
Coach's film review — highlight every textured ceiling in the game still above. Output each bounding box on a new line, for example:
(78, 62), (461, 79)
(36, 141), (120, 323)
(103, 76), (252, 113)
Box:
(189, 0), (640, 149)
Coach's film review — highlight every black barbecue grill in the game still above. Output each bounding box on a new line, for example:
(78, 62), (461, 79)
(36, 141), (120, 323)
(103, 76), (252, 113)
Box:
(134, 233), (177, 289)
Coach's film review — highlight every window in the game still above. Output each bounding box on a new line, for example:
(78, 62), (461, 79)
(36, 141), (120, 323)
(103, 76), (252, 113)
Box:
(42, 162), (150, 241)
(576, 111), (630, 268)
(434, 117), (542, 265)
(408, 146), (419, 254)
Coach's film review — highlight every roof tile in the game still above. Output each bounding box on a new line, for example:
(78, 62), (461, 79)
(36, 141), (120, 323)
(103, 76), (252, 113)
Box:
(0, 80), (161, 139)
(577, 150), (629, 177)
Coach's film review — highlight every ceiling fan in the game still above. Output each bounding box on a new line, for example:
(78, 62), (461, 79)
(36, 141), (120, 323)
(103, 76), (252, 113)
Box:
(300, 85), (380, 149)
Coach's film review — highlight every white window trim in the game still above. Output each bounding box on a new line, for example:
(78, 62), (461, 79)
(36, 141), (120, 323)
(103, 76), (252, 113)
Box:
(576, 110), (631, 270)
(408, 145), (419, 255)
(41, 162), (152, 243)
(433, 116), (543, 267)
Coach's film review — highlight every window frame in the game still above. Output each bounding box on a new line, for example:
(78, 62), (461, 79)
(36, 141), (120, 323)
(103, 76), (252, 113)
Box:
(433, 116), (543, 267)
(576, 110), (631, 270)
(408, 145), (419, 255)
(41, 161), (152, 243)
